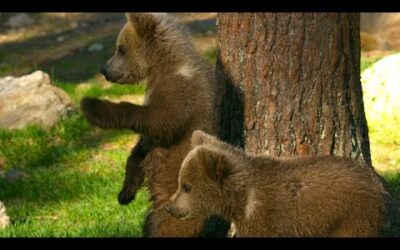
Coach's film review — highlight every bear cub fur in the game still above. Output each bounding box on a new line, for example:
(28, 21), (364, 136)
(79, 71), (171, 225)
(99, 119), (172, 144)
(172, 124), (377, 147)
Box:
(166, 130), (385, 237)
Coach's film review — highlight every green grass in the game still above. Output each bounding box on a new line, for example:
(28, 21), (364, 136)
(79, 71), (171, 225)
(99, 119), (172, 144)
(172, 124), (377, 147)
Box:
(76, 82), (146, 99)
(367, 113), (400, 199)
(204, 48), (217, 64)
(360, 55), (383, 73)
(0, 73), (149, 236)
(54, 81), (146, 104)
(382, 171), (400, 198)
(0, 107), (151, 236)
(0, 115), (151, 237)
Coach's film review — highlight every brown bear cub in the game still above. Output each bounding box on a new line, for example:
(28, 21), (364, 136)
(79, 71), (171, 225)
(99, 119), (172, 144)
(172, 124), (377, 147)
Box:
(80, 13), (227, 236)
(166, 130), (385, 237)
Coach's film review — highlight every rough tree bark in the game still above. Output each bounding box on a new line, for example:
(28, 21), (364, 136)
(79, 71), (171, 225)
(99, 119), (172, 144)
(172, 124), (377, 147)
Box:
(216, 12), (399, 236)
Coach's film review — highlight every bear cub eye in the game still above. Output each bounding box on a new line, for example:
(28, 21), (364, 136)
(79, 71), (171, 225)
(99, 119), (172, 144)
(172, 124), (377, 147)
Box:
(182, 183), (191, 193)
(118, 45), (127, 55)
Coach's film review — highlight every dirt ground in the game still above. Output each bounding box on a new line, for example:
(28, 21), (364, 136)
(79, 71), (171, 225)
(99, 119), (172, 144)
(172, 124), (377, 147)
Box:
(0, 13), (217, 80)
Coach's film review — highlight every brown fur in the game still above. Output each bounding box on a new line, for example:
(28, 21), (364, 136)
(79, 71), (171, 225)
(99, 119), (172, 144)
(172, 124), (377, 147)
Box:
(166, 130), (385, 237)
(81, 13), (225, 236)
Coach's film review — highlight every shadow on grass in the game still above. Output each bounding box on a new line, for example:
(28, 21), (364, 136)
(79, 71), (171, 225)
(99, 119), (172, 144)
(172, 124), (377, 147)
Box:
(0, 13), (217, 84)
(42, 35), (117, 83)
(0, 185), (150, 237)
(0, 167), (122, 204)
(184, 17), (216, 37)
(0, 113), (136, 205)
(0, 32), (119, 84)
(383, 172), (400, 201)
(1, 113), (113, 168)
(0, 13), (124, 83)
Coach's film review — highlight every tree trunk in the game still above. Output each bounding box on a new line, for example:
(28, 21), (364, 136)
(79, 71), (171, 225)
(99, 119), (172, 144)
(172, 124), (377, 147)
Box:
(216, 12), (399, 236)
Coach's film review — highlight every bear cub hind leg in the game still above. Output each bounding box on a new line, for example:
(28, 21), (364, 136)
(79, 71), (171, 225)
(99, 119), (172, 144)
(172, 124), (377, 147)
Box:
(118, 136), (154, 205)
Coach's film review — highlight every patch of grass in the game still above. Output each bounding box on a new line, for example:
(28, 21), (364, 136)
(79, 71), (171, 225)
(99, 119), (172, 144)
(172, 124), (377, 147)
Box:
(204, 47), (217, 64)
(0, 72), (150, 236)
(0, 112), (150, 237)
(54, 82), (78, 98)
(39, 35), (117, 83)
(0, 64), (11, 75)
(82, 83), (146, 99)
(54, 81), (146, 105)
(381, 172), (400, 199)
(0, 114), (87, 169)
(0, 173), (150, 237)
(361, 54), (383, 72)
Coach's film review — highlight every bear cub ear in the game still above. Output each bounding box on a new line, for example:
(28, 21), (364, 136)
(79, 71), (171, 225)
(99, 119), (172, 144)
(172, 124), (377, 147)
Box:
(191, 130), (217, 147)
(125, 13), (141, 26)
(125, 13), (161, 37)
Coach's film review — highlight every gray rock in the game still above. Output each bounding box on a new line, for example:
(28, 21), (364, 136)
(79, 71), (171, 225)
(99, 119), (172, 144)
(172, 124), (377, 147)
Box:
(5, 13), (34, 28)
(57, 36), (66, 42)
(70, 22), (79, 29)
(361, 53), (400, 123)
(5, 169), (28, 182)
(88, 43), (103, 52)
(0, 201), (10, 229)
(0, 71), (74, 129)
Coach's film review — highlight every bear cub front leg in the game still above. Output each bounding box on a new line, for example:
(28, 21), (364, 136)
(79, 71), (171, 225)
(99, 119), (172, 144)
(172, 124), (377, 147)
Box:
(81, 97), (134, 130)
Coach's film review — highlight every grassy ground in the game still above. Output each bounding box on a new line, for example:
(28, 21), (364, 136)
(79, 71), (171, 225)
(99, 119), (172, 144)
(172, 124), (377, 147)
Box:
(0, 83), (150, 237)
(0, 13), (399, 236)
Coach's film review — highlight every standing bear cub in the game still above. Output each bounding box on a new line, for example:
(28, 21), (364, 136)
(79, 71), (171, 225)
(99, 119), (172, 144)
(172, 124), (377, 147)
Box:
(166, 130), (385, 237)
(81, 13), (227, 236)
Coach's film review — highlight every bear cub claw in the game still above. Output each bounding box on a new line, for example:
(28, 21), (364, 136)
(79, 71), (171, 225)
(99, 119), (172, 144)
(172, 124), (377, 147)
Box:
(118, 186), (137, 205)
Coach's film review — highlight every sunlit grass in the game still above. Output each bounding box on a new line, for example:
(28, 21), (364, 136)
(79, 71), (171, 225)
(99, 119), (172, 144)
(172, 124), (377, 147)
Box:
(361, 55), (400, 200)
(367, 114), (400, 198)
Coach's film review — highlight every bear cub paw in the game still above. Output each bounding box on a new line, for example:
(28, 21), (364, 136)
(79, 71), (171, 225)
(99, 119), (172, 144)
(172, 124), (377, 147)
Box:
(118, 186), (139, 205)
(81, 97), (112, 128)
